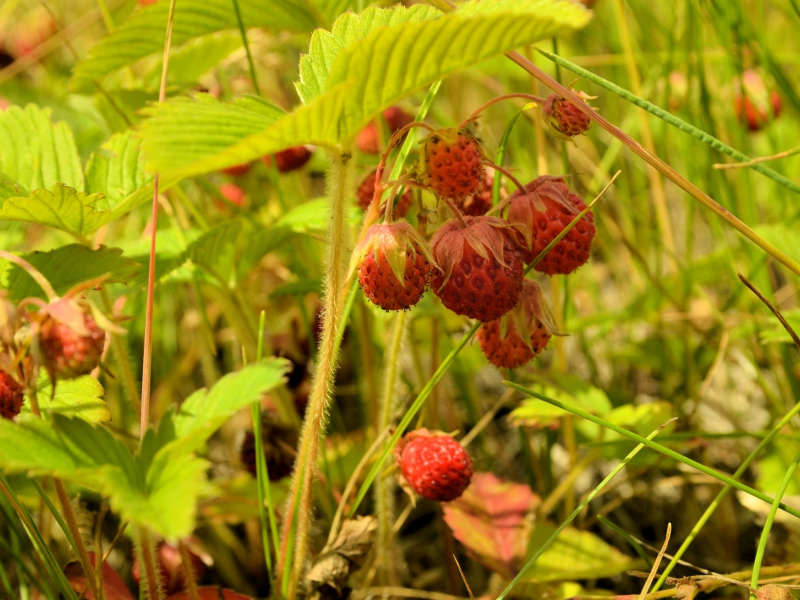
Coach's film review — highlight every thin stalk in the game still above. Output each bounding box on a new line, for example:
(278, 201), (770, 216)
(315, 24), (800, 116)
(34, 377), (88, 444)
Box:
(750, 447), (800, 598)
(100, 289), (141, 414)
(53, 481), (99, 600)
(496, 423), (670, 600)
(458, 93), (545, 128)
(504, 382), (800, 520)
(231, 0), (260, 96)
(138, 528), (163, 600)
(492, 106), (530, 205)
(534, 47), (800, 196)
(283, 148), (353, 600)
(597, 515), (653, 569)
(178, 541), (201, 600)
(0, 251), (57, 301)
(141, 0), (177, 435)
(30, 478), (75, 550)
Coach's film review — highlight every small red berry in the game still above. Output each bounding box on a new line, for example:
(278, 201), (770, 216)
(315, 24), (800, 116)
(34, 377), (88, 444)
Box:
(221, 162), (251, 177)
(355, 170), (413, 218)
(542, 92), (593, 139)
(507, 176), (595, 275)
(477, 281), (555, 369)
(350, 223), (436, 312)
(431, 216), (524, 322)
(0, 370), (24, 420)
(263, 146), (312, 172)
(395, 429), (473, 502)
(461, 170), (496, 216)
(734, 70), (782, 131)
(219, 183), (245, 207)
(421, 128), (485, 202)
(40, 310), (105, 380)
(356, 107), (414, 154)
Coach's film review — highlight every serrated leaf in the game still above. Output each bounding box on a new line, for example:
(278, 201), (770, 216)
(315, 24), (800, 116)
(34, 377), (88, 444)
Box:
(26, 374), (110, 423)
(3, 244), (140, 302)
(0, 184), (106, 238)
(523, 523), (641, 582)
(171, 360), (290, 456)
(71, 0), (320, 91)
(139, 0), (591, 178)
(85, 130), (153, 215)
(0, 105), (83, 192)
(295, 5), (441, 103)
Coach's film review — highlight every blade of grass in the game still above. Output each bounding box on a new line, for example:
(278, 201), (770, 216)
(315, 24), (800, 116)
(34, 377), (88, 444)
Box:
(496, 422), (671, 600)
(504, 381), (800, 521)
(597, 515), (653, 569)
(231, 0), (261, 96)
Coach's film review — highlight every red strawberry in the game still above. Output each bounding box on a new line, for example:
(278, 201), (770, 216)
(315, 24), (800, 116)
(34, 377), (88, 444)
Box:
(395, 429), (473, 502)
(39, 308), (105, 380)
(0, 370), (24, 420)
(430, 216), (523, 322)
(350, 223), (435, 312)
(356, 106), (414, 154)
(222, 162), (251, 177)
(461, 170), (497, 216)
(240, 415), (299, 481)
(734, 70), (782, 131)
(542, 92), (593, 139)
(263, 146), (312, 172)
(477, 280), (555, 369)
(219, 183), (245, 208)
(507, 176), (595, 275)
(355, 170), (413, 218)
(421, 128), (485, 202)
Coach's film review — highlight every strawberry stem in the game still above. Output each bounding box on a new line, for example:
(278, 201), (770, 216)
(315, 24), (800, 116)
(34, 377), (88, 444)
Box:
(458, 93), (546, 129)
(0, 250), (58, 302)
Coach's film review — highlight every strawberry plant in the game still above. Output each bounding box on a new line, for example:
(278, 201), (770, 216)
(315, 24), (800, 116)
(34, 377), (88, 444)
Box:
(1, 1), (800, 600)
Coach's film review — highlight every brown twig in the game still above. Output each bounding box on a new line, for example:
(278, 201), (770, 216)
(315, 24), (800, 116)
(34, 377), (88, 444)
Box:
(738, 273), (800, 349)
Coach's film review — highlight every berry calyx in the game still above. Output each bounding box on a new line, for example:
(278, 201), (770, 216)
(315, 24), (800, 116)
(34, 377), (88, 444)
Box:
(263, 146), (313, 172)
(355, 170), (413, 218)
(350, 222), (436, 312)
(477, 280), (556, 369)
(542, 91), (594, 140)
(421, 128), (485, 202)
(395, 429), (473, 502)
(0, 370), (24, 420)
(431, 215), (524, 322)
(507, 176), (595, 275)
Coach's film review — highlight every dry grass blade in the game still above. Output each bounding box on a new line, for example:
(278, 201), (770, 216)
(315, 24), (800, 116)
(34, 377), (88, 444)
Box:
(738, 274), (800, 349)
(639, 524), (671, 600)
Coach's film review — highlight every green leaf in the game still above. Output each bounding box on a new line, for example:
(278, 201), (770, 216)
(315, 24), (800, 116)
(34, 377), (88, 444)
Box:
(295, 5), (441, 103)
(509, 375), (612, 429)
(171, 360), (290, 456)
(3, 244), (140, 302)
(27, 375), (110, 423)
(0, 184), (106, 238)
(85, 130), (153, 218)
(139, 0), (591, 178)
(142, 32), (243, 88)
(524, 523), (641, 582)
(0, 105), (83, 193)
(275, 197), (360, 233)
(71, 0), (320, 91)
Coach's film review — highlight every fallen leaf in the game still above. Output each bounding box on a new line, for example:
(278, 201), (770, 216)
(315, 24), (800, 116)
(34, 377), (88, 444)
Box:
(307, 516), (377, 596)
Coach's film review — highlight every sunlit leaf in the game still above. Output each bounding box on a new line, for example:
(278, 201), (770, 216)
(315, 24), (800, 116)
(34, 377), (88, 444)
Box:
(30, 375), (110, 423)
(0, 184), (106, 238)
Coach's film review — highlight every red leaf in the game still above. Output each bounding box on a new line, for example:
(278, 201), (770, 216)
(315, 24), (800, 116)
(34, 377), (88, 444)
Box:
(64, 552), (135, 600)
(441, 472), (539, 579)
(168, 587), (250, 600)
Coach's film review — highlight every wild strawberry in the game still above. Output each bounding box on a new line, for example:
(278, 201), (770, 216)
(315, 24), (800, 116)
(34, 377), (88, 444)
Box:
(477, 281), (556, 369)
(222, 162), (251, 177)
(542, 91), (594, 139)
(507, 176), (595, 275)
(734, 70), (782, 131)
(263, 146), (312, 172)
(39, 308), (105, 380)
(355, 170), (412, 218)
(350, 223), (436, 312)
(395, 429), (473, 502)
(240, 415), (299, 481)
(431, 216), (523, 322)
(218, 183), (245, 208)
(421, 128), (485, 202)
(0, 370), (24, 420)
(356, 106), (414, 154)
(461, 170), (497, 216)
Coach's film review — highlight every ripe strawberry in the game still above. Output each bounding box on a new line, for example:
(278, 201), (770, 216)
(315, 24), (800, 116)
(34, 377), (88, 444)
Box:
(350, 223), (435, 311)
(734, 70), (782, 131)
(477, 281), (555, 369)
(218, 183), (245, 208)
(461, 170), (496, 216)
(421, 128), (485, 202)
(355, 170), (413, 218)
(222, 162), (251, 177)
(542, 92), (593, 139)
(507, 176), (595, 275)
(395, 429), (473, 502)
(263, 146), (313, 172)
(39, 309), (105, 380)
(356, 106), (414, 154)
(240, 415), (299, 481)
(431, 216), (523, 322)
(0, 370), (24, 420)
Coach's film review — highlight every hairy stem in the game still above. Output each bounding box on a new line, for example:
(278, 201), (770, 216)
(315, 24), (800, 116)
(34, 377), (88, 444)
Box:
(53, 481), (99, 600)
(283, 149), (353, 600)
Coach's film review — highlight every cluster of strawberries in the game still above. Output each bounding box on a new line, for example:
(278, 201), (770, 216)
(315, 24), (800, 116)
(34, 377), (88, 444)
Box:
(351, 92), (596, 374)
(0, 283), (110, 421)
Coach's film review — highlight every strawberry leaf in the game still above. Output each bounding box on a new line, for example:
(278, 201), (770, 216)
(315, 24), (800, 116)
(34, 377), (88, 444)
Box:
(0, 184), (107, 238)
(29, 374), (110, 424)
